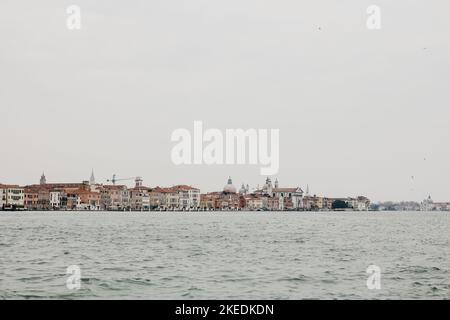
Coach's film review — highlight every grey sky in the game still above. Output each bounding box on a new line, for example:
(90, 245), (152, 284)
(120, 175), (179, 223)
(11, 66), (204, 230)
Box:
(1, 0), (449, 202)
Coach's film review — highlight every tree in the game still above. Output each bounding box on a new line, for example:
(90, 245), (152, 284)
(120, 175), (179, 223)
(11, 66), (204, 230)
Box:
(332, 200), (348, 210)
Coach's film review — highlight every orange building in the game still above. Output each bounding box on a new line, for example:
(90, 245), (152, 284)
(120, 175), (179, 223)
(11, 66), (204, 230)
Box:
(75, 190), (101, 210)
(24, 187), (40, 210)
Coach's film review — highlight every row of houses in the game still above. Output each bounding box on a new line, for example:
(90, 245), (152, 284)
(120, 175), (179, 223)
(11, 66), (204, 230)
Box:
(7, 175), (201, 211)
(1, 173), (370, 211)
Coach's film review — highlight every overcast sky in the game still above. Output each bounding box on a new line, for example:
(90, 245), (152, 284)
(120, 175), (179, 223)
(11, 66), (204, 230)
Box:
(1, 0), (449, 202)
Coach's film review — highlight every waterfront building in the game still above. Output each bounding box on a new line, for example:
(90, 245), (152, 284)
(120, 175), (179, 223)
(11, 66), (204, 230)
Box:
(346, 198), (362, 210)
(149, 185), (201, 211)
(303, 195), (325, 211)
(170, 185), (200, 210)
(0, 184), (25, 210)
(255, 178), (303, 210)
(322, 197), (334, 210)
(267, 196), (281, 210)
(65, 192), (81, 210)
(129, 177), (151, 211)
(165, 188), (180, 210)
(302, 195), (312, 210)
(200, 192), (220, 210)
(355, 196), (370, 211)
(200, 177), (241, 210)
(218, 192), (241, 210)
(24, 187), (39, 210)
(0, 187), (5, 209)
(49, 191), (62, 209)
(72, 190), (101, 210)
(101, 185), (130, 210)
(276, 179), (301, 210)
(37, 188), (50, 210)
(340, 197), (370, 211)
(244, 194), (264, 210)
(149, 187), (170, 210)
(272, 187), (303, 210)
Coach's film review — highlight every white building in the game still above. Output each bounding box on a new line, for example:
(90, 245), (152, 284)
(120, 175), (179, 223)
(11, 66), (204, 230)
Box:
(272, 187), (303, 210)
(49, 191), (61, 209)
(165, 190), (179, 210)
(0, 184), (25, 210)
(254, 178), (303, 210)
(354, 196), (370, 211)
(0, 187), (5, 209)
(171, 185), (201, 210)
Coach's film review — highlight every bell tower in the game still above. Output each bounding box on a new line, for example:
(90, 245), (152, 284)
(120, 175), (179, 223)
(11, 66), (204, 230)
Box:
(89, 169), (96, 185)
(40, 172), (46, 185)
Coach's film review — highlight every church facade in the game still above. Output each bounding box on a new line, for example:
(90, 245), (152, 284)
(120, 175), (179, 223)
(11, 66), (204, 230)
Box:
(254, 177), (304, 210)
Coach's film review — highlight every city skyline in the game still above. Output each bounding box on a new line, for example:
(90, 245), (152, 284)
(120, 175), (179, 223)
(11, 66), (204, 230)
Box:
(0, 169), (445, 204)
(1, 171), (371, 211)
(3, 170), (449, 211)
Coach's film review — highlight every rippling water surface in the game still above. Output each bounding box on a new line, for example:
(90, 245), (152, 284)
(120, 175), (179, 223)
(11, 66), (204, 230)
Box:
(1, 211), (449, 299)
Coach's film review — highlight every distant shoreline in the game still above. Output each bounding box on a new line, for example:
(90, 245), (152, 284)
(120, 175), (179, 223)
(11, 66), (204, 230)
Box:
(1, 209), (446, 213)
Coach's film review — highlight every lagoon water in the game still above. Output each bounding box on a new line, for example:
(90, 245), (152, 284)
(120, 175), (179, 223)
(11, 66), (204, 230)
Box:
(0, 211), (449, 299)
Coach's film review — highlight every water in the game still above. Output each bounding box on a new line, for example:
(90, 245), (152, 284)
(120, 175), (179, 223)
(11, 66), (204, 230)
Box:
(0, 211), (449, 299)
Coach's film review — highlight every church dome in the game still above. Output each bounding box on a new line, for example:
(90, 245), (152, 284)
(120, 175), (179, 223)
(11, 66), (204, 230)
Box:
(223, 177), (236, 194)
